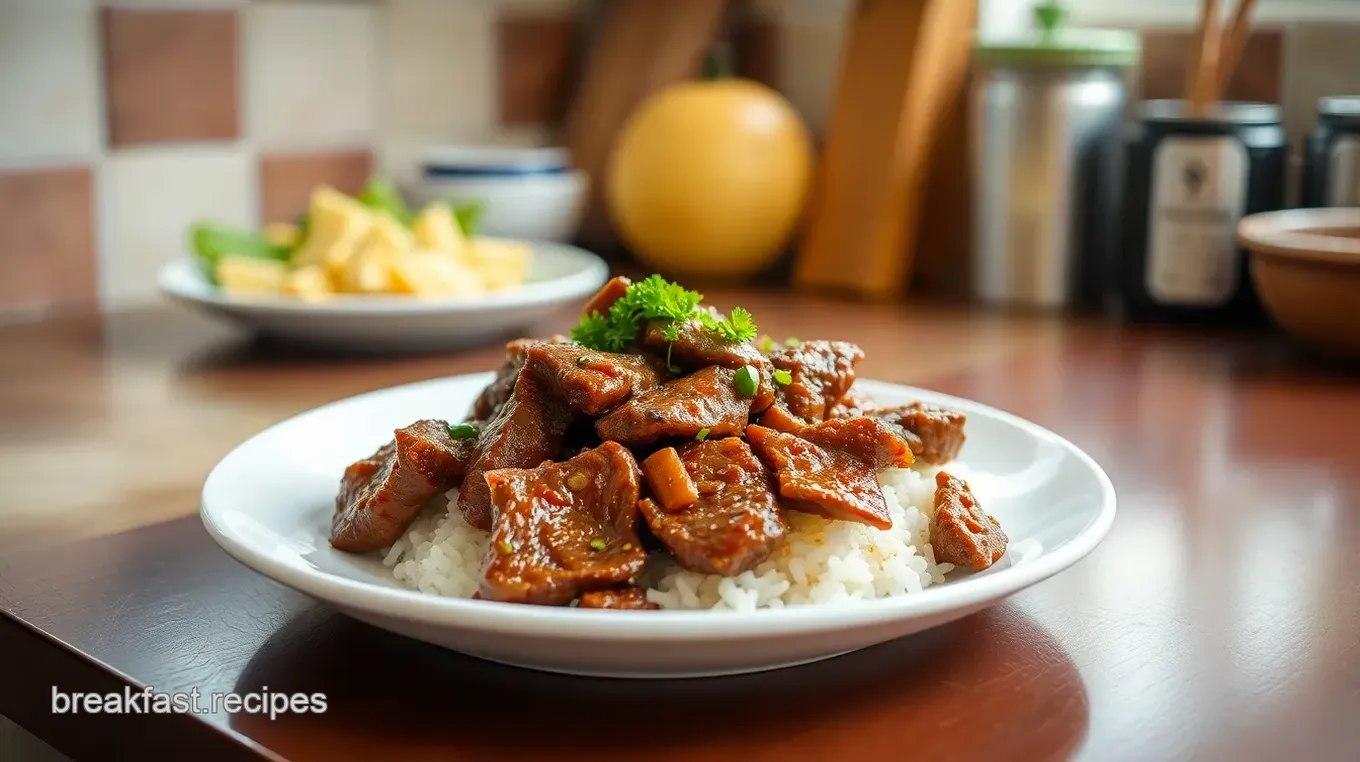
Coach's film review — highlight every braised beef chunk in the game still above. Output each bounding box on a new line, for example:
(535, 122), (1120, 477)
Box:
(830, 387), (874, 418)
(468, 337), (573, 421)
(577, 587), (659, 610)
(595, 366), (753, 446)
(641, 319), (775, 413)
(582, 276), (632, 318)
(331, 419), (477, 552)
(525, 343), (668, 415)
(481, 442), (647, 605)
(469, 339), (533, 421)
(638, 438), (787, 576)
(746, 418), (914, 530)
(932, 471), (1006, 570)
(866, 402), (967, 464)
(800, 417), (916, 470)
(458, 371), (574, 530)
(759, 340), (865, 432)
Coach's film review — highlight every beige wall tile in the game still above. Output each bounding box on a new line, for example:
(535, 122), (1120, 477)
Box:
(259, 150), (373, 225)
(0, 166), (97, 315)
(245, 3), (377, 151)
(0, 1), (102, 167)
(100, 148), (252, 306)
(498, 16), (576, 126)
(102, 8), (240, 147)
(380, 0), (495, 136)
(377, 128), (556, 190)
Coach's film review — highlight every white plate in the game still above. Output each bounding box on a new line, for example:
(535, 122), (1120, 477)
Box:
(201, 376), (1116, 678)
(158, 241), (608, 352)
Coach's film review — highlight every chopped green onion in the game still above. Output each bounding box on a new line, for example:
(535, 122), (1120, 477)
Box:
(784, 337), (802, 347)
(497, 541), (514, 555)
(695, 428), (711, 442)
(622, 542), (634, 551)
(448, 422), (479, 439)
(589, 538), (607, 551)
(760, 335), (775, 353)
(734, 365), (759, 397)
(773, 369), (793, 386)
(576, 355), (591, 365)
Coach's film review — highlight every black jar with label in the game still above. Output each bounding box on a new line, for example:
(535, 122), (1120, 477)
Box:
(1301, 96), (1360, 208)
(1117, 100), (1286, 325)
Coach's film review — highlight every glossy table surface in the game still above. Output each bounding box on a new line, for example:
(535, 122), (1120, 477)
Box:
(1, 291), (1358, 762)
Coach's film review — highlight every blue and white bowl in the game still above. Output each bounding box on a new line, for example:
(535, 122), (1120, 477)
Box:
(413, 145), (586, 243)
(420, 145), (569, 177)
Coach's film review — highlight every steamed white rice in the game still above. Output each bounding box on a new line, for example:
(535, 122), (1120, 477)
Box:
(383, 465), (957, 610)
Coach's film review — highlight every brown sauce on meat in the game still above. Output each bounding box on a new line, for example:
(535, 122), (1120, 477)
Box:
(595, 366), (753, 446)
(581, 276), (631, 318)
(525, 343), (667, 415)
(931, 471), (1007, 570)
(331, 419), (476, 552)
(481, 442), (647, 604)
(760, 340), (864, 431)
(458, 371), (574, 530)
(865, 402), (967, 465)
(746, 418), (913, 530)
(641, 319), (776, 413)
(638, 438), (786, 576)
(576, 587), (659, 610)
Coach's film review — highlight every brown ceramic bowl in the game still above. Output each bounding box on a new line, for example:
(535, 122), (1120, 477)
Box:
(1238, 208), (1360, 358)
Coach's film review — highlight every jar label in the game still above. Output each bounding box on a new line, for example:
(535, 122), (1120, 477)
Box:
(1327, 135), (1360, 206)
(1146, 136), (1248, 306)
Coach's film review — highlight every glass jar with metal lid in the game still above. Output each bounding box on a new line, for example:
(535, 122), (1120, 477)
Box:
(1118, 100), (1286, 325)
(1301, 96), (1360, 208)
(971, 2), (1140, 311)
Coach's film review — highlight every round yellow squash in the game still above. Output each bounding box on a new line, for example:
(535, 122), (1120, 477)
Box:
(606, 79), (814, 278)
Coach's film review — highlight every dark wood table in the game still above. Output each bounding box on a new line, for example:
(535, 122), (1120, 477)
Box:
(2, 292), (1358, 761)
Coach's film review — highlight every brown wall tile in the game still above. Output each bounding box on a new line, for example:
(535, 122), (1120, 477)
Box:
(1140, 28), (1283, 104)
(734, 17), (779, 90)
(499, 16), (577, 126)
(259, 150), (373, 225)
(102, 9), (240, 147)
(0, 167), (96, 313)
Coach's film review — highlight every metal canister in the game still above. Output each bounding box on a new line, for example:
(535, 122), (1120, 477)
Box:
(1301, 96), (1360, 208)
(1118, 101), (1286, 324)
(971, 3), (1139, 310)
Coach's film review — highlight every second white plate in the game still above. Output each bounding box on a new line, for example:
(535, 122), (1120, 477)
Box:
(159, 241), (608, 352)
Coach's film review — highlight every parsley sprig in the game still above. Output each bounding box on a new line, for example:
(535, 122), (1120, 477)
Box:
(570, 275), (758, 352)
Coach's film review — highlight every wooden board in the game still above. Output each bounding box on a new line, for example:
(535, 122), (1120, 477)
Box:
(565, 0), (730, 250)
(911, 62), (977, 296)
(793, 0), (977, 300)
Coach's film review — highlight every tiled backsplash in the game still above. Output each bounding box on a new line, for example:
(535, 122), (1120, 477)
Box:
(2, 0), (1359, 320)
(0, 0), (578, 318)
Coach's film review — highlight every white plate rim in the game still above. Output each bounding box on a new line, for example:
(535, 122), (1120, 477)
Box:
(157, 241), (609, 316)
(201, 376), (1117, 641)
